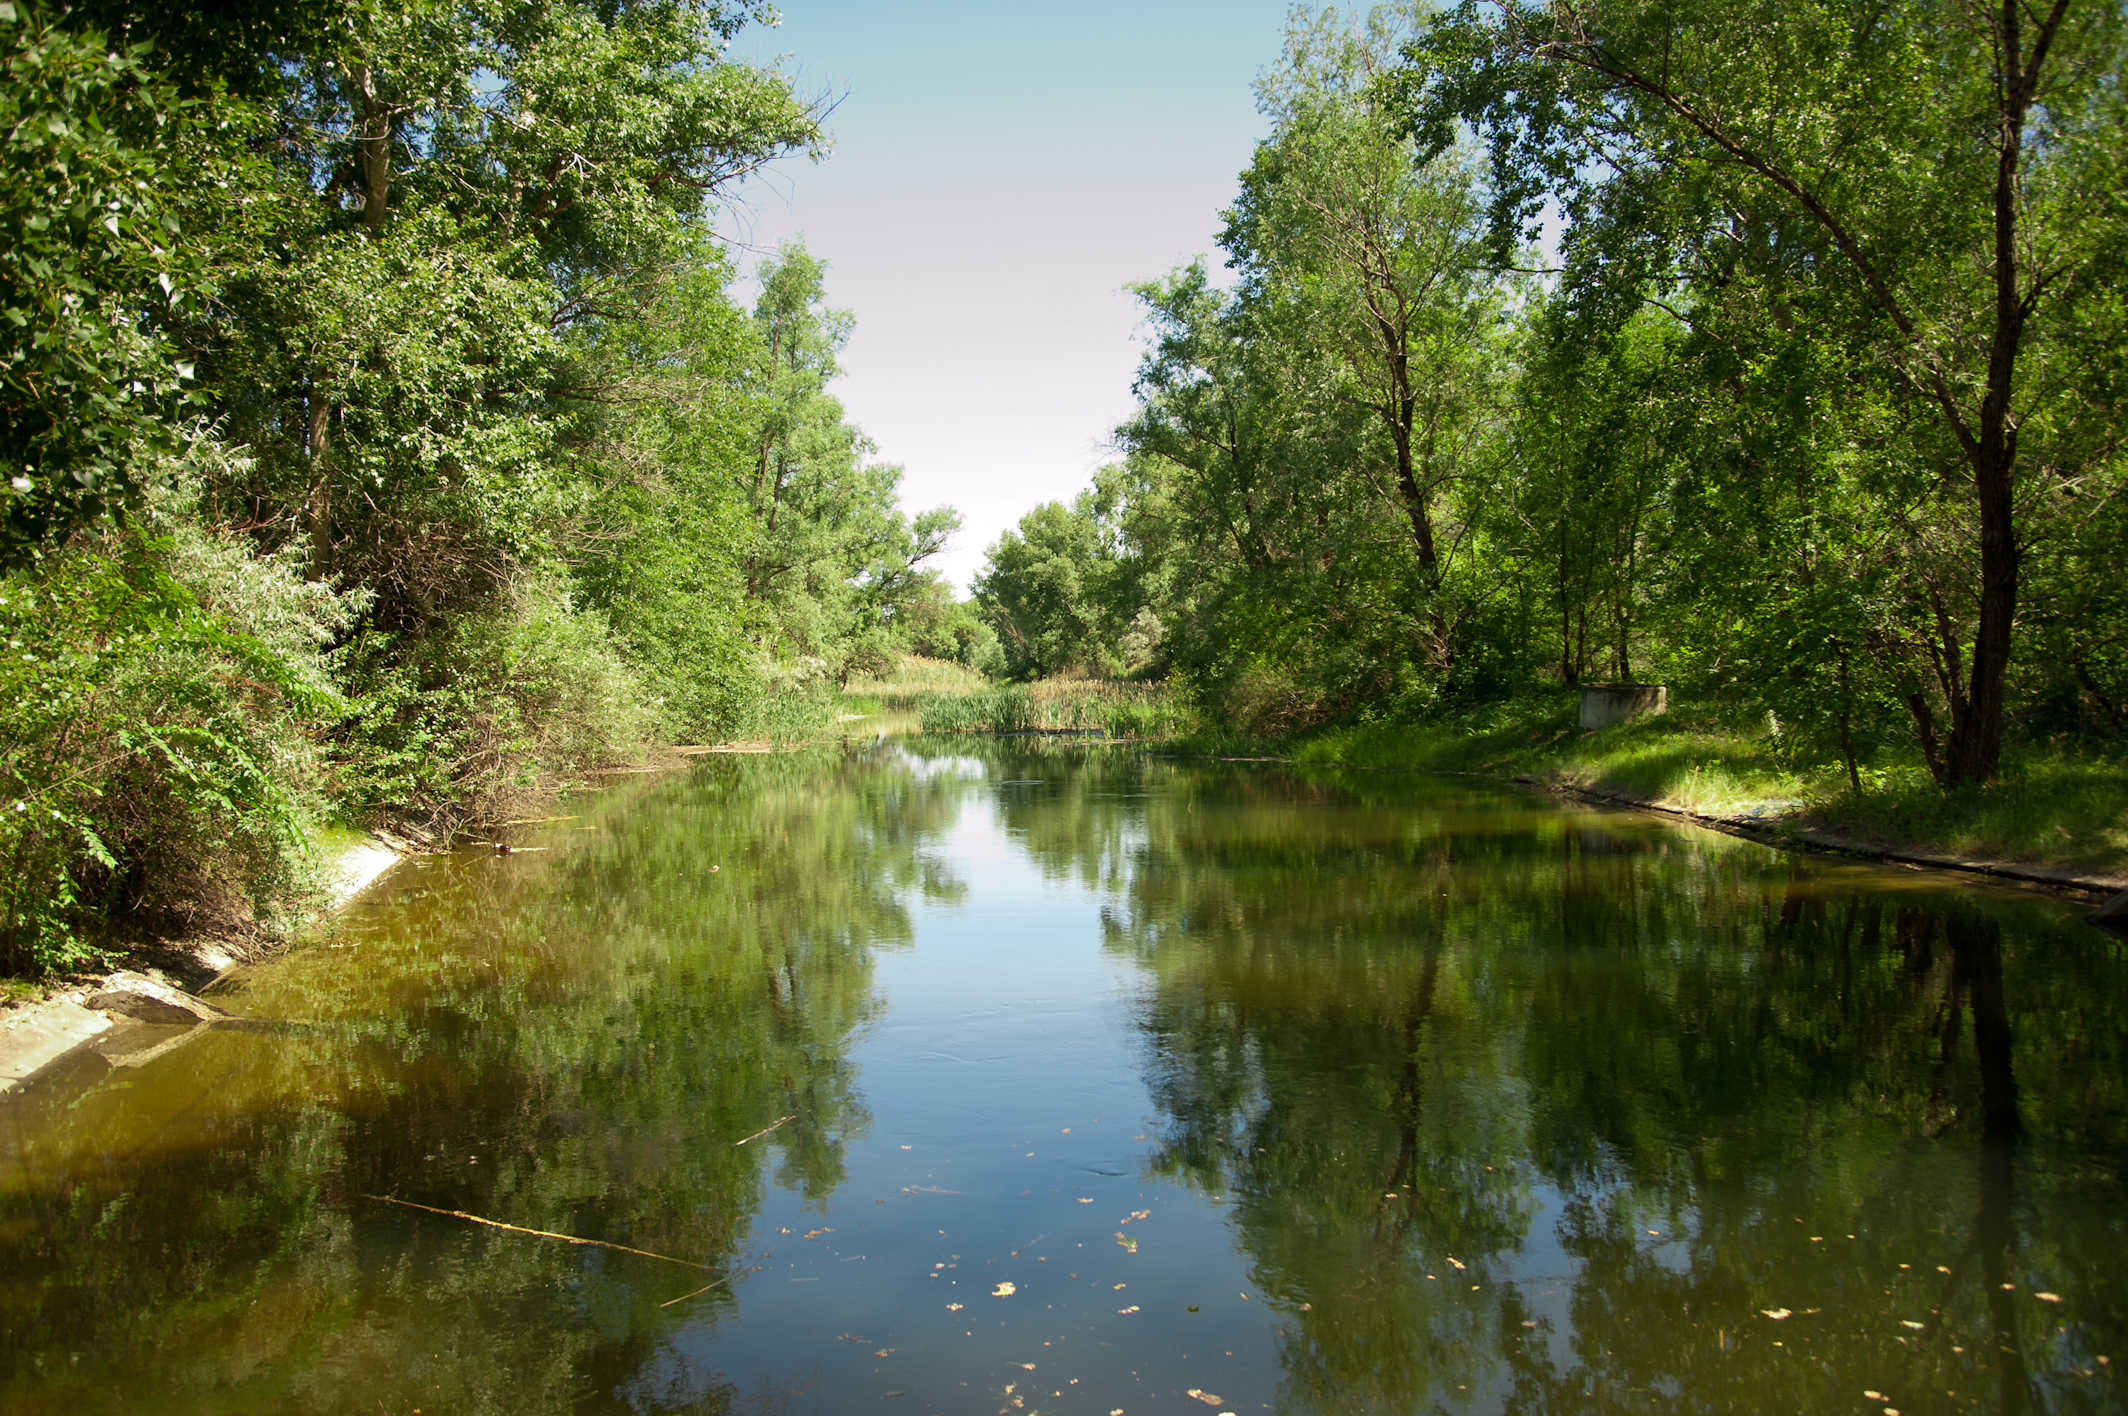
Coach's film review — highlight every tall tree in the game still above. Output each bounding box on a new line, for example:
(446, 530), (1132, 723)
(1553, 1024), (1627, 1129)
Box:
(1231, 5), (1502, 620)
(1391, 0), (2128, 783)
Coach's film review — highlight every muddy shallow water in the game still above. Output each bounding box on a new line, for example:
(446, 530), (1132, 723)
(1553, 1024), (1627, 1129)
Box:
(1, 741), (2122, 1415)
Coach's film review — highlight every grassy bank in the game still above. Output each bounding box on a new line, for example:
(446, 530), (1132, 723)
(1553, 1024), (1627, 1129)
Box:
(1175, 693), (2128, 882)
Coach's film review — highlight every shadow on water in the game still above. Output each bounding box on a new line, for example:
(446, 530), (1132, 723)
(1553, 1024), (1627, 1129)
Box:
(0, 740), (2122, 1415)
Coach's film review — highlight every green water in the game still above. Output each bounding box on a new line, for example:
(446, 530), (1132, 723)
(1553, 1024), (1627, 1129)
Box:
(2, 743), (2122, 1415)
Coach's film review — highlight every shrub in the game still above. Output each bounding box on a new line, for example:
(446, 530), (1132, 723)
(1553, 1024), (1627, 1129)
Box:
(339, 569), (661, 832)
(0, 462), (362, 973)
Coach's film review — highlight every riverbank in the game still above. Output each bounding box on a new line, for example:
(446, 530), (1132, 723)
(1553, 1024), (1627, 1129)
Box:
(1170, 694), (2128, 895)
(0, 826), (412, 1091)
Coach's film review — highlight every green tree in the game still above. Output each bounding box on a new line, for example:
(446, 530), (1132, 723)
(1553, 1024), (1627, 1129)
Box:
(741, 242), (959, 684)
(0, 6), (196, 561)
(1392, 0), (2128, 783)
(1230, 4), (1505, 652)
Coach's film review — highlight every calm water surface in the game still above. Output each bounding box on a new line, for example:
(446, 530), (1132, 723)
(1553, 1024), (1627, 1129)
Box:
(2, 742), (2124, 1415)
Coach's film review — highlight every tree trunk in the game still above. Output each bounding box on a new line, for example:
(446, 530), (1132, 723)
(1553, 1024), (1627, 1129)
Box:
(1836, 641), (1862, 792)
(305, 391), (332, 578)
(354, 64), (390, 231)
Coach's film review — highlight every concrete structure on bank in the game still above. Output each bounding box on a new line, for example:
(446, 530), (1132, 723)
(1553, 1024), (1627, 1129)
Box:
(1579, 683), (1669, 730)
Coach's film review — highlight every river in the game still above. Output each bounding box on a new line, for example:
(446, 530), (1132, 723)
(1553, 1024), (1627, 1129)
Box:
(1, 740), (2121, 1415)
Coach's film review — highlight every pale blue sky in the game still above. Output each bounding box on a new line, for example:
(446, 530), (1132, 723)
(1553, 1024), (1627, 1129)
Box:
(723, 0), (1300, 589)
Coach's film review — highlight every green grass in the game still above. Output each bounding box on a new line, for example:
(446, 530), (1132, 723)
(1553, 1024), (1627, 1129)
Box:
(1808, 757), (2128, 873)
(842, 654), (991, 704)
(1171, 692), (2128, 880)
(917, 678), (1191, 738)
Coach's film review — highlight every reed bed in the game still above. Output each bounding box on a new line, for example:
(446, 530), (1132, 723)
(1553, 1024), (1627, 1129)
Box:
(917, 679), (1189, 738)
(841, 655), (990, 704)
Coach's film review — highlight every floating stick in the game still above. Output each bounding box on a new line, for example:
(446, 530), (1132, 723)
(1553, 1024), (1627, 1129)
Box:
(363, 1194), (709, 1270)
(735, 1114), (797, 1146)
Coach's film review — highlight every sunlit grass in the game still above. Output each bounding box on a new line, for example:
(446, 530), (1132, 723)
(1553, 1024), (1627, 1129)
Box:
(1810, 754), (2128, 873)
(1177, 693), (2127, 877)
(918, 679), (1191, 738)
(842, 654), (990, 703)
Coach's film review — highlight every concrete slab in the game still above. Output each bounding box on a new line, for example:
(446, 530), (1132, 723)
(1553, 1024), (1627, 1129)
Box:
(0, 999), (112, 1094)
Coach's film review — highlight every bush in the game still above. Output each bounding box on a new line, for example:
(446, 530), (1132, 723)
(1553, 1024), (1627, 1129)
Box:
(0, 462), (362, 974)
(339, 570), (661, 832)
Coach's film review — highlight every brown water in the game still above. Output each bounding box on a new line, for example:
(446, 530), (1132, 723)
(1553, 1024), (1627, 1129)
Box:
(1, 741), (2122, 1415)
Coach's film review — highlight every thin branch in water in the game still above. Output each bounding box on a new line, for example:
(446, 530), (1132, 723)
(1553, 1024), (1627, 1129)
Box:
(659, 1265), (762, 1308)
(735, 1114), (797, 1146)
(362, 1194), (710, 1269)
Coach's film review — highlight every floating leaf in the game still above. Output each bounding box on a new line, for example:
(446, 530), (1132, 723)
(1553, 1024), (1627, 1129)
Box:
(1185, 1391), (1222, 1406)
(1762, 1308), (1791, 1320)
(1864, 1392), (1884, 1401)
(2036, 1293), (2063, 1303)
(1900, 1320), (1925, 1329)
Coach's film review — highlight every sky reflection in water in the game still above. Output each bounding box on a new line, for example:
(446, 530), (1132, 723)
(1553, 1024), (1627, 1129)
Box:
(1, 741), (2122, 1416)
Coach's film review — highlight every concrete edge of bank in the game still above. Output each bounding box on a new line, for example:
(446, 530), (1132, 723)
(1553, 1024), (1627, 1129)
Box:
(0, 832), (412, 1097)
(1535, 777), (2128, 899)
(1159, 749), (2128, 901)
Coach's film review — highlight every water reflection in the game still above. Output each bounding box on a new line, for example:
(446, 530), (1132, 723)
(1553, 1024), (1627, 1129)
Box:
(1027, 753), (2126, 1416)
(0, 743), (2121, 1416)
(0, 749), (975, 1414)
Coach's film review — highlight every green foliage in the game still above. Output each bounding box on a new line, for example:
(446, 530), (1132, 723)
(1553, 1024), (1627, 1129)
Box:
(1389, 0), (2128, 785)
(565, 249), (761, 738)
(972, 12), (1520, 710)
(738, 242), (961, 685)
(1026, 0), (2128, 809)
(897, 585), (1004, 674)
(976, 503), (1117, 678)
(916, 680), (1190, 739)
(0, 7), (197, 562)
(0, 0), (962, 973)
(336, 571), (660, 832)
(0, 450), (362, 972)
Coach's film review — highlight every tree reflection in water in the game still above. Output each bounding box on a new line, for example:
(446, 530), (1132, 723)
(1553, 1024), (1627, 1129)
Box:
(1, 744), (2120, 1415)
(983, 751), (2127, 1416)
(0, 748), (974, 1415)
